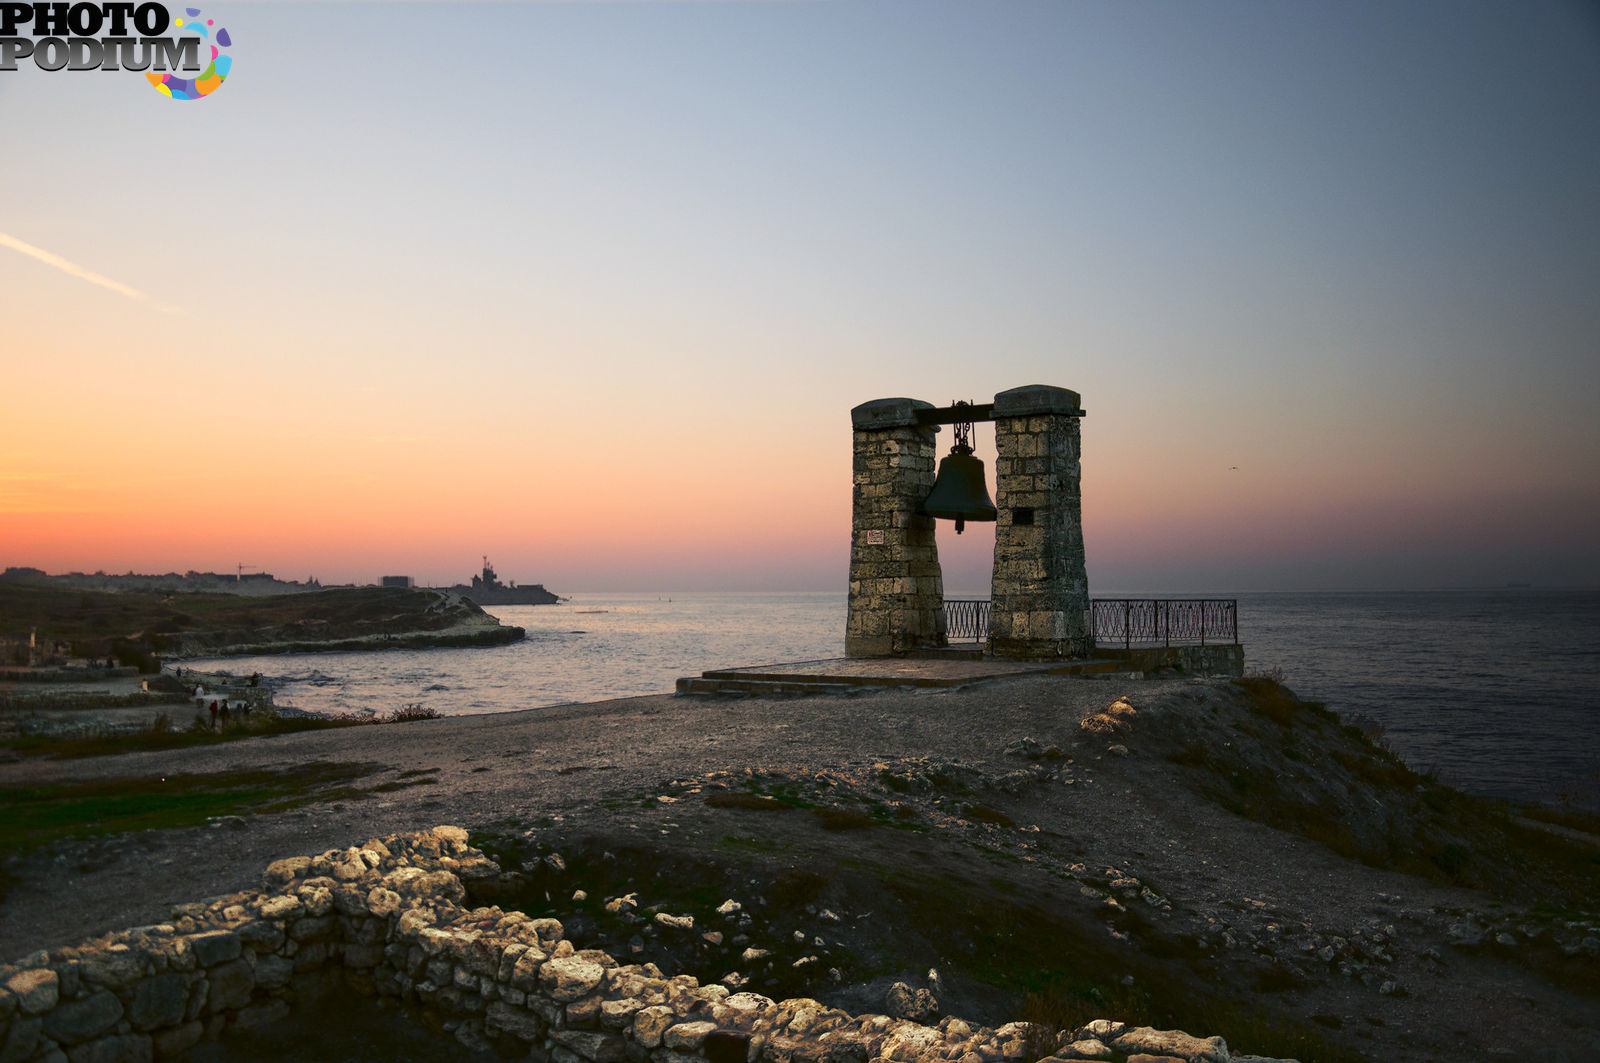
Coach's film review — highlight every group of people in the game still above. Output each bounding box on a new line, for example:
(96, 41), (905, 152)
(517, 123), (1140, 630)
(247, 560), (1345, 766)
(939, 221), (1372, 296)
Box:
(194, 683), (253, 730)
(206, 698), (250, 729)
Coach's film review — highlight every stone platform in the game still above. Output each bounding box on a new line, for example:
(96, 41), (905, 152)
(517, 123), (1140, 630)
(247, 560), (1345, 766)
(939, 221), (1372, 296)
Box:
(675, 656), (1120, 698)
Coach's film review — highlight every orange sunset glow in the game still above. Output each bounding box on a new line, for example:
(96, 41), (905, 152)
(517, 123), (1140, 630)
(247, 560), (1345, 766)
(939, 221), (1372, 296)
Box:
(3, 1), (1597, 594)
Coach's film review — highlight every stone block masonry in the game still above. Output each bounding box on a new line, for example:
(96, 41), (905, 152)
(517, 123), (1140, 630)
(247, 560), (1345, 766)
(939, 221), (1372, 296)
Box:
(0, 827), (1294, 1063)
(845, 386), (1091, 661)
(846, 398), (947, 657)
(988, 386), (1091, 661)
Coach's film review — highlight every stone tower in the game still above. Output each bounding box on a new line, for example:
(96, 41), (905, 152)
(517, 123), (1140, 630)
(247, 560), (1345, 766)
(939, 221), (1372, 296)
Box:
(845, 385), (1090, 660)
(986, 385), (1091, 660)
(844, 398), (947, 657)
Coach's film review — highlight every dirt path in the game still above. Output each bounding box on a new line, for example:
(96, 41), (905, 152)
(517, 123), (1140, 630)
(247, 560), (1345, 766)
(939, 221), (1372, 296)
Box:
(0, 676), (1122, 958)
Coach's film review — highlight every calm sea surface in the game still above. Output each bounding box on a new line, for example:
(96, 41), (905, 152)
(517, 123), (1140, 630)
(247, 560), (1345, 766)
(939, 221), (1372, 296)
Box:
(183, 589), (1600, 811)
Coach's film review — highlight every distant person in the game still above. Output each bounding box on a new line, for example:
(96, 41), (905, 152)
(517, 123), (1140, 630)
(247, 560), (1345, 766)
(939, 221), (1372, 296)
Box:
(220, 702), (231, 728)
(209, 700), (219, 728)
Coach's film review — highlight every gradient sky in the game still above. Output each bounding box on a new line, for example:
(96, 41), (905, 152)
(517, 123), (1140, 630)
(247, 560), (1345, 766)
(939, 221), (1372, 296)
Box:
(3, 0), (1598, 593)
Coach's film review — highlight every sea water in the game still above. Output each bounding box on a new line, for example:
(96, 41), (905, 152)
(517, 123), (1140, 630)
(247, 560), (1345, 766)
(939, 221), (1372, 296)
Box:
(182, 588), (1600, 811)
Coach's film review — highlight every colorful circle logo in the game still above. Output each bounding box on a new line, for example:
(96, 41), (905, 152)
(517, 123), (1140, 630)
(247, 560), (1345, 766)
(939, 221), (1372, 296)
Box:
(147, 7), (230, 100)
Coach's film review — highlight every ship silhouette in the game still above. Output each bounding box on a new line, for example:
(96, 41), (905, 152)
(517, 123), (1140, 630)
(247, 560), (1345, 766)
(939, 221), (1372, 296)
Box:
(436, 557), (561, 606)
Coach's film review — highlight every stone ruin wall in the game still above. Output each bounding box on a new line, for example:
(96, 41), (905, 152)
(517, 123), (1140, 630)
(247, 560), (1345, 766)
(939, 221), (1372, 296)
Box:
(0, 828), (1275, 1063)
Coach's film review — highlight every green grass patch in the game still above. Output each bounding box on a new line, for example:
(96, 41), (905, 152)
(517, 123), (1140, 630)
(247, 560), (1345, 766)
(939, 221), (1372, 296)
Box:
(963, 803), (1016, 827)
(7, 703), (445, 760)
(0, 762), (385, 855)
(8, 712), (368, 759)
(0, 690), (185, 713)
(812, 805), (873, 831)
(1233, 676), (1302, 726)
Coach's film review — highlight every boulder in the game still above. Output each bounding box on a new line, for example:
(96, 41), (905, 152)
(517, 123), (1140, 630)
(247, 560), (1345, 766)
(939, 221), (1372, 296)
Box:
(253, 954), (294, 990)
(663, 1021), (720, 1050)
(881, 1024), (942, 1062)
(885, 983), (939, 1023)
(206, 958), (254, 1012)
(484, 1001), (546, 1042)
(43, 989), (123, 1044)
(550, 1030), (626, 1062)
(1111, 1028), (1229, 1062)
(261, 857), (311, 889)
(366, 887), (402, 917)
(541, 956), (605, 1002)
(633, 1005), (677, 1047)
(64, 1033), (151, 1063)
(78, 951), (143, 991)
(128, 974), (188, 1030)
(5, 969), (58, 1015)
(1, 1015), (42, 1063)
(185, 931), (240, 968)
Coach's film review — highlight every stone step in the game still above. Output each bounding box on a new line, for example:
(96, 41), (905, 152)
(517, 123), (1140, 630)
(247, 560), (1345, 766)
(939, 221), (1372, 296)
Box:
(907, 645), (987, 661)
(675, 677), (859, 698)
(676, 656), (1124, 698)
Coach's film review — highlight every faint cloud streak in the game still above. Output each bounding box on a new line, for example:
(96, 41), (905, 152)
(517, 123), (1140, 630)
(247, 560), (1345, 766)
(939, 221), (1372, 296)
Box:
(0, 231), (179, 313)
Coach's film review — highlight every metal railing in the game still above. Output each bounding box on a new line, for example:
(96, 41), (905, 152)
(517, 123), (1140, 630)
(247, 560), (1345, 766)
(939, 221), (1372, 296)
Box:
(941, 598), (1238, 647)
(1090, 598), (1238, 647)
(943, 599), (991, 642)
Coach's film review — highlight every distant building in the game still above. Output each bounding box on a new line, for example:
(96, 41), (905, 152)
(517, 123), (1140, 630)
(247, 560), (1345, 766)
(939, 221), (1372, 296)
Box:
(381, 576), (415, 589)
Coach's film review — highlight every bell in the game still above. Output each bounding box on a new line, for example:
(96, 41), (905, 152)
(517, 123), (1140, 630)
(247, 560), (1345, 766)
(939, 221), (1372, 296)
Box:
(921, 444), (997, 533)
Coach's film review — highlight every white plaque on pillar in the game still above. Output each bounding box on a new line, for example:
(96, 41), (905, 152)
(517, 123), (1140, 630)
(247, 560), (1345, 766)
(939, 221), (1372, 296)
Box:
(866, 530), (885, 545)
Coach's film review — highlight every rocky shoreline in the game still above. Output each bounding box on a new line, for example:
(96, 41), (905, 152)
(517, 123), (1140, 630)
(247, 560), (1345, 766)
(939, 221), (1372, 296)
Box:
(163, 619), (524, 658)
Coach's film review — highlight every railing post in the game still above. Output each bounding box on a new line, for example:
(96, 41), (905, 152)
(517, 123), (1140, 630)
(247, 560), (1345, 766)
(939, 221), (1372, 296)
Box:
(1124, 600), (1130, 649)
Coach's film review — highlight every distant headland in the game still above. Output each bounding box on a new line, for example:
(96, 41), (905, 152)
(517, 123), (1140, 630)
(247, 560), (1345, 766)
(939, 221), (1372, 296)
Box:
(0, 573), (526, 670)
(1, 558), (566, 609)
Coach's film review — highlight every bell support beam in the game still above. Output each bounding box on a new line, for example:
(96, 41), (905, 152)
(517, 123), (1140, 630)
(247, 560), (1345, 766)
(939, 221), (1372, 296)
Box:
(846, 398), (948, 657)
(912, 401), (1085, 426)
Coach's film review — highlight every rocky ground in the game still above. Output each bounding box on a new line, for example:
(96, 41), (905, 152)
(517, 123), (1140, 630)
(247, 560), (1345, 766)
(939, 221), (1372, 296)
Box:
(1, 675), (1596, 1062)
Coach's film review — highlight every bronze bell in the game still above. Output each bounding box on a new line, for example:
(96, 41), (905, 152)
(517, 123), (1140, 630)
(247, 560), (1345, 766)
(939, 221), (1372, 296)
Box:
(921, 443), (997, 533)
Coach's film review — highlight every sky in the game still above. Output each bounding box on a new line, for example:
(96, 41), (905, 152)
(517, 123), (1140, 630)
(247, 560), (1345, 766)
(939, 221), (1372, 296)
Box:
(2, 0), (1598, 594)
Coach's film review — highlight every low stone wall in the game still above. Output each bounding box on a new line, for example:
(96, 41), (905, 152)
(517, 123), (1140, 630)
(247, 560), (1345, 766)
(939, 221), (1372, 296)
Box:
(0, 828), (1289, 1063)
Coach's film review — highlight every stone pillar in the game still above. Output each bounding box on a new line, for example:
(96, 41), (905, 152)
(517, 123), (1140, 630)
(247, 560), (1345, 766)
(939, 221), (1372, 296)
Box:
(846, 398), (947, 657)
(988, 385), (1091, 660)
